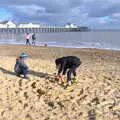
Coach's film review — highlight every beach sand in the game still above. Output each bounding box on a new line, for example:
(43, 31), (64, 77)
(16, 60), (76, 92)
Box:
(0, 44), (120, 120)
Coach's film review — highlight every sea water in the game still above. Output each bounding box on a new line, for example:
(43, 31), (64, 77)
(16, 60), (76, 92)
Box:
(0, 31), (120, 50)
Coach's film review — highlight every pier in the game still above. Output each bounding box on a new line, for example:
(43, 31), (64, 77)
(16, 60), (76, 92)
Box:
(0, 21), (90, 33)
(0, 27), (83, 33)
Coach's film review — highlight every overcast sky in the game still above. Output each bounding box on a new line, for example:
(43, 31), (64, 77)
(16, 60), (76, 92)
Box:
(1, 0), (120, 29)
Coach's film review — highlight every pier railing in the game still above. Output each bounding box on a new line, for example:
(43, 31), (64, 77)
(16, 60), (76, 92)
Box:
(0, 27), (85, 33)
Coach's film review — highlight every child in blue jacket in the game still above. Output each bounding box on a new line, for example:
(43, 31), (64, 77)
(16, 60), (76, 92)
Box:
(14, 53), (29, 79)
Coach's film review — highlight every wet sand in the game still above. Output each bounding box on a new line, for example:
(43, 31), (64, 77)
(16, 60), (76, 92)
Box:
(0, 44), (120, 120)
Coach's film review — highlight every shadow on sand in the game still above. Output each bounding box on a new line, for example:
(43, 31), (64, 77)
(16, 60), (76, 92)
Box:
(0, 67), (70, 89)
(0, 67), (55, 79)
(0, 67), (16, 76)
(29, 70), (55, 79)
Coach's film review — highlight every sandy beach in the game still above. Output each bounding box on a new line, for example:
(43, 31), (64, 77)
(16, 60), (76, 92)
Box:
(0, 44), (120, 120)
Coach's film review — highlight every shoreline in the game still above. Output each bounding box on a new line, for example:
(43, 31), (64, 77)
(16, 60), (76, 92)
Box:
(0, 43), (120, 52)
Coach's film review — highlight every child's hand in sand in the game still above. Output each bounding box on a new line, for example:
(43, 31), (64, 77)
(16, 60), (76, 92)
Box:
(55, 75), (62, 79)
(55, 75), (65, 84)
(77, 67), (80, 73)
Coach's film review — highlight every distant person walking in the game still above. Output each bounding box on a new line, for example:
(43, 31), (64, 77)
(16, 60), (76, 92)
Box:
(25, 33), (31, 45)
(32, 33), (36, 46)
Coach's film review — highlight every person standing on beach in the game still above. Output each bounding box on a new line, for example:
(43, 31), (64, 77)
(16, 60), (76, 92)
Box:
(25, 33), (31, 45)
(32, 33), (36, 46)
(55, 56), (81, 87)
(14, 53), (29, 79)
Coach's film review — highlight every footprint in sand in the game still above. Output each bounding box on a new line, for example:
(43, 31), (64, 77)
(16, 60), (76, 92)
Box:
(15, 90), (19, 94)
(31, 82), (36, 89)
(44, 117), (50, 120)
(57, 101), (65, 109)
(77, 88), (84, 96)
(47, 101), (55, 108)
(36, 89), (45, 99)
(25, 114), (33, 120)
(18, 79), (22, 87)
(18, 100), (22, 104)
(24, 103), (29, 109)
(1, 111), (5, 117)
(24, 92), (29, 99)
(91, 97), (100, 105)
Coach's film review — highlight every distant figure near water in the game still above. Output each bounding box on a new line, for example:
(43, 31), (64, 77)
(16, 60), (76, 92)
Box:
(44, 44), (48, 47)
(32, 33), (36, 46)
(25, 33), (31, 45)
(14, 53), (29, 79)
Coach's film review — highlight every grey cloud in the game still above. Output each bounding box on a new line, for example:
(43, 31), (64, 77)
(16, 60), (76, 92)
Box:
(1, 0), (120, 28)
(82, 0), (120, 17)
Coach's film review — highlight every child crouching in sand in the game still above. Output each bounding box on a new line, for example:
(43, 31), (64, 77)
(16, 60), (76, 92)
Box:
(14, 53), (29, 79)
(55, 56), (82, 88)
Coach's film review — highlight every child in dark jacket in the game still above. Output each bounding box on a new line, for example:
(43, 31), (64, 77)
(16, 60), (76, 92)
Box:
(14, 53), (29, 79)
(55, 56), (82, 86)
(32, 33), (36, 46)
